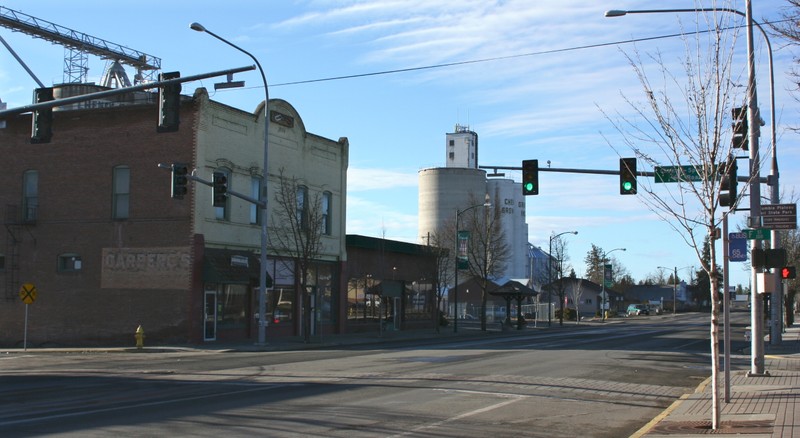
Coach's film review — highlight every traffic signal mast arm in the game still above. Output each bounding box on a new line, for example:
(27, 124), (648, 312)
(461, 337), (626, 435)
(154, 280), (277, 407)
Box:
(157, 163), (265, 208)
(479, 165), (766, 183)
(0, 65), (256, 119)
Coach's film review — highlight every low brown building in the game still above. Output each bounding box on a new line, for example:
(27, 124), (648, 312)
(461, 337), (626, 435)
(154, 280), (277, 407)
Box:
(344, 235), (441, 333)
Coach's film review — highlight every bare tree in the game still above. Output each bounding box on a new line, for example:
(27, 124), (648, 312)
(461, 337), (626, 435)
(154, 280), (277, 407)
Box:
(550, 233), (573, 326)
(423, 228), (453, 333)
(270, 167), (326, 343)
(769, 0), (800, 111)
(600, 10), (753, 428)
(569, 279), (584, 325)
(461, 195), (510, 331)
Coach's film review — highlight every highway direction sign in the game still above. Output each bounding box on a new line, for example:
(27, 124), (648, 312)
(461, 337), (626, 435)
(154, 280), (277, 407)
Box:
(729, 233), (748, 262)
(761, 203), (797, 230)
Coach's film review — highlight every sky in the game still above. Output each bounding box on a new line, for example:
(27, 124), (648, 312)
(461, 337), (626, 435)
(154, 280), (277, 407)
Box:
(1, 0), (797, 289)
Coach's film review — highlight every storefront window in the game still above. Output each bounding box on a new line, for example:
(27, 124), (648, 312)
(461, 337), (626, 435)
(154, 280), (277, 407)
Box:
(268, 288), (294, 325)
(315, 264), (334, 324)
(347, 275), (382, 321)
(405, 281), (433, 320)
(217, 284), (248, 329)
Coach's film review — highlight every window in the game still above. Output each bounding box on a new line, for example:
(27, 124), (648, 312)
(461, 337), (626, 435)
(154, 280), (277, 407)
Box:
(58, 253), (82, 272)
(22, 170), (38, 222)
(268, 288), (294, 325)
(449, 140), (454, 146)
(250, 176), (262, 225)
(217, 284), (248, 329)
(112, 165), (130, 220)
(296, 185), (308, 230)
(214, 168), (231, 220)
(321, 191), (332, 235)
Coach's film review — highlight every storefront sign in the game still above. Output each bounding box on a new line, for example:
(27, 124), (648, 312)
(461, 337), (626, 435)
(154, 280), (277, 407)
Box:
(101, 247), (191, 289)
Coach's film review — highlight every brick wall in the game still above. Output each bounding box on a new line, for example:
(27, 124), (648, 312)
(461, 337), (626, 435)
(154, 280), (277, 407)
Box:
(0, 96), (198, 346)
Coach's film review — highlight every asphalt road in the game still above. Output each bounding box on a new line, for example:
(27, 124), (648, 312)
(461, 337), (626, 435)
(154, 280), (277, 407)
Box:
(0, 311), (751, 437)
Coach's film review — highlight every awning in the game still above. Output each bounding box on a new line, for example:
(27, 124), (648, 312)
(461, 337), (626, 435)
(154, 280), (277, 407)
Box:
(488, 280), (538, 299)
(203, 248), (272, 286)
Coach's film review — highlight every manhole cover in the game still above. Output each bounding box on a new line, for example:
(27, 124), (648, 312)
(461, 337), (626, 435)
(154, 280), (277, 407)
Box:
(650, 419), (773, 434)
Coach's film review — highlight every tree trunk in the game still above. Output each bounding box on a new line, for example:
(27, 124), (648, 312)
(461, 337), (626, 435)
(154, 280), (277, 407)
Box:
(709, 242), (721, 429)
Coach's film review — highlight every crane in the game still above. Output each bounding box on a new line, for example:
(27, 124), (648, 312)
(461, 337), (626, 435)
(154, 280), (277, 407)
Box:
(0, 6), (161, 87)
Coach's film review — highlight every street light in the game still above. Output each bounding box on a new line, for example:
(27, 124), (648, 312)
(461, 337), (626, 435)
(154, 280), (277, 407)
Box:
(601, 247), (626, 322)
(453, 194), (491, 333)
(606, 0), (774, 378)
(657, 265), (694, 316)
(548, 231), (578, 327)
(191, 22), (271, 346)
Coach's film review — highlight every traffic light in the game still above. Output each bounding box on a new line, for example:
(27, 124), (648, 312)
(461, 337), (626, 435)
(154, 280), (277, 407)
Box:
(781, 266), (796, 280)
(619, 158), (637, 195)
(171, 163), (189, 199)
(522, 159), (539, 195)
(522, 159), (538, 195)
(719, 157), (738, 208)
(752, 248), (787, 270)
(157, 71), (181, 132)
(31, 87), (54, 144)
(212, 171), (228, 207)
(732, 106), (748, 150)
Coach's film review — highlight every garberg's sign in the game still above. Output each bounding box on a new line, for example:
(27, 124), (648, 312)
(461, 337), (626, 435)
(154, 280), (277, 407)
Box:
(101, 247), (190, 289)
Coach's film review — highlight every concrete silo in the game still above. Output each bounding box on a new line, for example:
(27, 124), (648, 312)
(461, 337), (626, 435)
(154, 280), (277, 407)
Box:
(418, 167), (487, 243)
(486, 177), (528, 279)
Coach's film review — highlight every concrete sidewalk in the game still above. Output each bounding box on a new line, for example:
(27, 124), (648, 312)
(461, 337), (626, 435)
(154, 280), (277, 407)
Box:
(634, 325), (800, 438)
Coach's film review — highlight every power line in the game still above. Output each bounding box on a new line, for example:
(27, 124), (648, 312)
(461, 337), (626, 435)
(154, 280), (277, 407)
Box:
(271, 32), (690, 87)
(274, 19), (788, 88)
(211, 18), (785, 90)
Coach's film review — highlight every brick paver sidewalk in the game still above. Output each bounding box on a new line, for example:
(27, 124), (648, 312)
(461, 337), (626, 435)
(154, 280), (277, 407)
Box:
(636, 326), (800, 437)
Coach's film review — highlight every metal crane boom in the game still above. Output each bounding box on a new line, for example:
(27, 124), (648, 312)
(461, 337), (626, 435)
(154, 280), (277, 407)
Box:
(0, 6), (161, 84)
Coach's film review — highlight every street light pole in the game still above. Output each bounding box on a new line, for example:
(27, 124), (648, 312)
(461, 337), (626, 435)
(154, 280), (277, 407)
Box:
(191, 22), (271, 346)
(548, 231), (578, 327)
(601, 248), (625, 322)
(453, 195), (491, 333)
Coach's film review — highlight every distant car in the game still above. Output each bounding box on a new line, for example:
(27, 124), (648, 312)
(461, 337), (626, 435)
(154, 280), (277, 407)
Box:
(627, 304), (649, 316)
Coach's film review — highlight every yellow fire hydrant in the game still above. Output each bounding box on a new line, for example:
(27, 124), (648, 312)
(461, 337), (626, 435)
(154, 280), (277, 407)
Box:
(135, 325), (145, 349)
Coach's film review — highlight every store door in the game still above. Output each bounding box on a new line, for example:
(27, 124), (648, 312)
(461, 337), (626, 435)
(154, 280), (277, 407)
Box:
(204, 289), (217, 341)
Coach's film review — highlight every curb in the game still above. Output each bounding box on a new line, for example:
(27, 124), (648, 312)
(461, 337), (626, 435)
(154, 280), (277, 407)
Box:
(628, 376), (712, 438)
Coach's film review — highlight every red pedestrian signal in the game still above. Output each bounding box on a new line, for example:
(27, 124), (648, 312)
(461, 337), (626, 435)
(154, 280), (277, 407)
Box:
(780, 266), (796, 280)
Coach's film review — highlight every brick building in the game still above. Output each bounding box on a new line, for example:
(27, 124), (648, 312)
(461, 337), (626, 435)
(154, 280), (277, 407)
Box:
(0, 84), (349, 346)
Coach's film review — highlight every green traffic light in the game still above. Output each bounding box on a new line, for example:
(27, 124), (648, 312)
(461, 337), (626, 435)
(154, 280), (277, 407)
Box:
(524, 182), (535, 192)
(622, 181), (633, 192)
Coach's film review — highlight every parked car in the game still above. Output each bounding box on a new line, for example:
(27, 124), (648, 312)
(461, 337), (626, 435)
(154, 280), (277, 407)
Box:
(626, 304), (649, 316)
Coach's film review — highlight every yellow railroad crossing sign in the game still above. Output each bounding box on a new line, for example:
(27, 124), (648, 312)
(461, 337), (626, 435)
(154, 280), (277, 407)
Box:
(19, 283), (37, 305)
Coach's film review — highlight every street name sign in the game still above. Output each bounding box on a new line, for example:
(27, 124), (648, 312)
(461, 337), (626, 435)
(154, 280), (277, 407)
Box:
(743, 228), (770, 240)
(654, 165), (703, 183)
(761, 203), (797, 230)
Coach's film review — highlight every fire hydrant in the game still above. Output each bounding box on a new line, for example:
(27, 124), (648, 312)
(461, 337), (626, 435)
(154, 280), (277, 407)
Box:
(135, 325), (145, 349)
